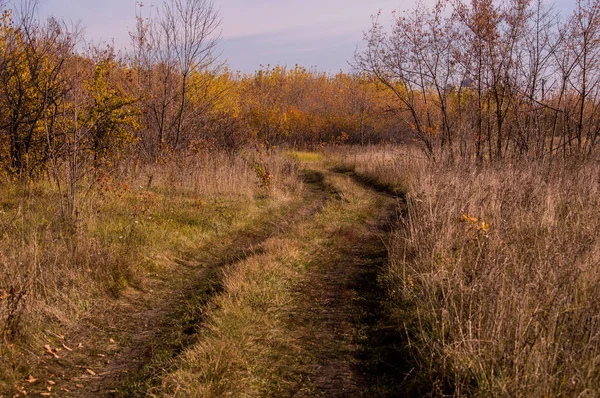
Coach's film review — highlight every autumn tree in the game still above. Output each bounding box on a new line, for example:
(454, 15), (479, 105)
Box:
(357, 0), (600, 160)
(82, 48), (140, 167)
(0, 0), (79, 177)
(236, 66), (397, 149)
(356, 1), (461, 157)
(565, 0), (600, 155)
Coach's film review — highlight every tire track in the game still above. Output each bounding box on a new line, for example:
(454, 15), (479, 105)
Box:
(287, 167), (409, 397)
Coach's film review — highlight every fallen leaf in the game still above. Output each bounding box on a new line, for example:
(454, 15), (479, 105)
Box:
(40, 393), (51, 397)
(61, 344), (72, 352)
(85, 369), (96, 376)
(97, 354), (105, 358)
(77, 343), (83, 348)
(25, 375), (37, 383)
(43, 345), (59, 359)
(75, 384), (83, 388)
(13, 388), (27, 396)
(109, 338), (115, 343)
(60, 388), (70, 392)
(47, 380), (55, 385)
(46, 386), (52, 391)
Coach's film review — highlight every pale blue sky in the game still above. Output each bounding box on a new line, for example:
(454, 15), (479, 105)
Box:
(37, 0), (574, 74)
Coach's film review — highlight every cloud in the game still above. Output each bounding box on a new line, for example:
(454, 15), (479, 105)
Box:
(219, 24), (362, 73)
(218, 0), (395, 39)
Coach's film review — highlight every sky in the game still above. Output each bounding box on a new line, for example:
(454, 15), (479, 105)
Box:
(37, 0), (575, 74)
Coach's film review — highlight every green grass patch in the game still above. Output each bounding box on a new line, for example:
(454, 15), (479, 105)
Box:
(284, 151), (322, 162)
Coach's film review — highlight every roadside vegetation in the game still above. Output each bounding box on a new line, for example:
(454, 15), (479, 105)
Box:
(334, 146), (600, 396)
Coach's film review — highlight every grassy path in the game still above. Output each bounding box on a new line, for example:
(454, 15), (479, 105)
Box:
(155, 163), (407, 397)
(18, 179), (326, 397)
(17, 157), (408, 397)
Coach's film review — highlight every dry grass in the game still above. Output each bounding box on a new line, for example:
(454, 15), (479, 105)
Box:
(137, 149), (300, 197)
(335, 146), (600, 396)
(0, 149), (300, 391)
(154, 244), (311, 397)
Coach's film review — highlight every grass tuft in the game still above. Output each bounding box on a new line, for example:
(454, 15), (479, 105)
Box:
(284, 151), (322, 163)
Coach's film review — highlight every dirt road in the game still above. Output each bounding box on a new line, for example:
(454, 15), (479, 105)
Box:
(22, 163), (408, 397)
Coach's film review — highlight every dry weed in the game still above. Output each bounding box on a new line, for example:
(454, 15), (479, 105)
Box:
(338, 145), (600, 396)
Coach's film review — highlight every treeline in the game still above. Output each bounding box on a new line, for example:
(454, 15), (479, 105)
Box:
(0, 0), (402, 187)
(4, 0), (593, 185)
(132, 64), (401, 154)
(357, 0), (600, 160)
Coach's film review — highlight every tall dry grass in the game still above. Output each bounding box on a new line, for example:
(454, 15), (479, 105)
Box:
(134, 149), (299, 197)
(335, 146), (600, 396)
(0, 149), (300, 388)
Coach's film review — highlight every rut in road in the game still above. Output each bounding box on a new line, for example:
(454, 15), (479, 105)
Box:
(288, 169), (408, 397)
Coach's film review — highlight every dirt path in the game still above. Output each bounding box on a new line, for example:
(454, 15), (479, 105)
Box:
(287, 168), (407, 397)
(22, 164), (408, 397)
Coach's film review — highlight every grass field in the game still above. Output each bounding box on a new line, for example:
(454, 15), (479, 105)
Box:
(2, 145), (600, 397)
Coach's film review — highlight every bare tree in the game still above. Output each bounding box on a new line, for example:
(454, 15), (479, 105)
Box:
(568, 0), (600, 155)
(357, 0), (600, 160)
(355, 0), (462, 158)
(132, 0), (221, 158)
